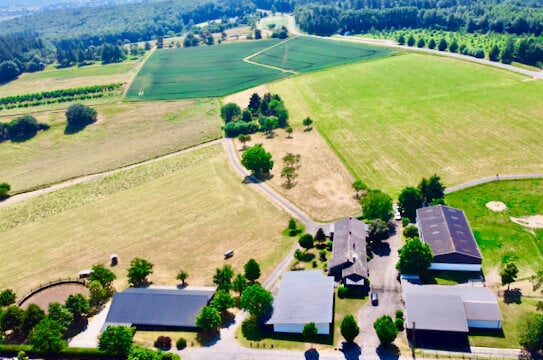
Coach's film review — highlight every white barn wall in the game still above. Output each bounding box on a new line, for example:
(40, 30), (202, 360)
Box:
(467, 320), (502, 329)
(274, 323), (330, 335)
(429, 263), (481, 272)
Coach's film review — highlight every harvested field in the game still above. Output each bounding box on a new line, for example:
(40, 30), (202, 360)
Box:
(0, 145), (293, 295)
(0, 99), (221, 192)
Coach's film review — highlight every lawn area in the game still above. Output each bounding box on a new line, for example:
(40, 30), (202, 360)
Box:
(251, 36), (393, 73)
(126, 40), (289, 100)
(0, 59), (143, 97)
(0, 99), (221, 192)
(269, 52), (543, 197)
(0, 145), (294, 296)
(446, 179), (543, 282)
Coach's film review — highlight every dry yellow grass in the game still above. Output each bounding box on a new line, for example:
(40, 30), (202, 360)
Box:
(0, 145), (294, 297)
(236, 129), (360, 222)
(0, 99), (222, 192)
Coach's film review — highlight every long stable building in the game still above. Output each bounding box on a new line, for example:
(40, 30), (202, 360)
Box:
(416, 205), (482, 271)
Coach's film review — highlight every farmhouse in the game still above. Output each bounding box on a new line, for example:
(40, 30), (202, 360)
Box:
(403, 283), (502, 348)
(267, 270), (334, 335)
(103, 286), (215, 330)
(327, 216), (368, 286)
(416, 205), (482, 272)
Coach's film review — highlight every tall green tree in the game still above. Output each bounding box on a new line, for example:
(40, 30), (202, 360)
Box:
(48, 303), (73, 331)
(418, 174), (445, 203)
(340, 315), (360, 342)
(211, 290), (235, 314)
(22, 304), (45, 335)
(89, 264), (116, 294)
(248, 93), (261, 114)
(0, 289), (16, 307)
(518, 312), (543, 352)
(65, 103), (97, 131)
(0, 305), (25, 333)
(232, 274), (248, 295)
(127, 258), (154, 287)
(396, 238), (433, 276)
(29, 318), (66, 353)
(501, 262), (519, 291)
(360, 189), (393, 221)
(99, 325), (134, 356)
(241, 144), (274, 178)
(65, 293), (90, 319)
(398, 186), (422, 221)
(374, 315), (398, 345)
(489, 44), (500, 61)
(176, 270), (189, 285)
(303, 322), (318, 345)
(0, 183), (10, 199)
(438, 38), (448, 51)
(299, 233), (314, 250)
(196, 306), (221, 331)
(213, 264), (234, 291)
(88, 280), (107, 307)
(240, 284), (273, 319)
(221, 103), (241, 123)
(244, 259), (261, 284)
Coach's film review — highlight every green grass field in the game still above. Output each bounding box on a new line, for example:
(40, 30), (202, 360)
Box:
(0, 99), (221, 192)
(126, 40), (289, 100)
(0, 145), (294, 296)
(269, 53), (543, 197)
(251, 36), (393, 73)
(446, 179), (543, 277)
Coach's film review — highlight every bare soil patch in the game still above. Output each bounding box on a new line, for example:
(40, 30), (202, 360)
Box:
(486, 201), (507, 212)
(511, 215), (543, 229)
(20, 283), (88, 311)
(239, 128), (360, 222)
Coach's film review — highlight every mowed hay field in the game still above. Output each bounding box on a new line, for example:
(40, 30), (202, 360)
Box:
(269, 53), (543, 197)
(126, 40), (289, 100)
(251, 36), (392, 72)
(0, 145), (293, 296)
(0, 99), (221, 192)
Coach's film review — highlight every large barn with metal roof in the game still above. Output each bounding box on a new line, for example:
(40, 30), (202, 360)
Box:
(103, 286), (215, 330)
(416, 205), (482, 271)
(267, 270), (334, 335)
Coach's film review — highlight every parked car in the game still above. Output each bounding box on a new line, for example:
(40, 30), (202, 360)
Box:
(371, 291), (378, 306)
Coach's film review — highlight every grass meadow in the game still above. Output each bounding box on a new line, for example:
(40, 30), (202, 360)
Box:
(0, 99), (221, 192)
(0, 145), (294, 297)
(269, 52), (543, 197)
(126, 40), (289, 100)
(251, 36), (393, 73)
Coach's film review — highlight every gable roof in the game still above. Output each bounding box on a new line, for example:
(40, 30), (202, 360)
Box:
(416, 205), (482, 261)
(104, 287), (215, 328)
(267, 271), (334, 325)
(403, 283), (501, 331)
(328, 217), (368, 278)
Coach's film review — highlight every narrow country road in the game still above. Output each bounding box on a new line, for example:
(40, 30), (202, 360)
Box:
(445, 173), (543, 194)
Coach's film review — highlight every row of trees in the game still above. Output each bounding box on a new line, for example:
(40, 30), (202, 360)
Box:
(294, 1), (543, 37)
(397, 174), (445, 222)
(221, 92), (289, 137)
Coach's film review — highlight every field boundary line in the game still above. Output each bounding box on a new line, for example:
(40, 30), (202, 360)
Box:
(243, 37), (300, 74)
(445, 174), (543, 194)
(121, 46), (157, 99)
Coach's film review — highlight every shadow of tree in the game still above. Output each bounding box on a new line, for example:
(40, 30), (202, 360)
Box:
(305, 348), (319, 360)
(376, 344), (400, 360)
(196, 330), (220, 347)
(504, 288), (522, 304)
(340, 341), (361, 359)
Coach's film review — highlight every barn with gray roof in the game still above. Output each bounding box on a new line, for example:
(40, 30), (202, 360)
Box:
(267, 270), (334, 335)
(416, 205), (482, 271)
(103, 286), (215, 330)
(327, 216), (368, 286)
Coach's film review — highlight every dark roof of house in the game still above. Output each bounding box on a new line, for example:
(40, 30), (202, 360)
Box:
(104, 287), (215, 328)
(416, 205), (482, 261)
(403, 283), (501, 331)
(328, 217), (368, 278)
(267, 271), (334, 325)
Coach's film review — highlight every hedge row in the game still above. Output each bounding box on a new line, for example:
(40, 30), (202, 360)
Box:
(0, 345), (114, 360)
(0, 83), (122, 106)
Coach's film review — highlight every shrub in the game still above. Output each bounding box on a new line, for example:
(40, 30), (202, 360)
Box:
(395, 310), (404, 319)
(319, 250), (327, 261)
(402, 218), (410, 227)
(176, 337), (187, 350)
(154, 336), (171, 349)
(312, 260), (318, 268)
(403, 225), (419, 239)
(326, 240), (333, 251)
(338, 286), (348, 299)
(394, 318), (404, 331)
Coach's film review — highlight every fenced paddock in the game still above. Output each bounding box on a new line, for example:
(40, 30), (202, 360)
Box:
(18, 278), (88, 310)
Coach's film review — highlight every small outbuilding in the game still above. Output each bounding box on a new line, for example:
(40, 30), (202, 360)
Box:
(416, 205), (482, 272)
(267, 270), (334, 335)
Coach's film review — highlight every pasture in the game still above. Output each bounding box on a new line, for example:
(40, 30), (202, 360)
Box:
(0, 99), (221, 192)
(125, 40), (289, 100)
(269, 52), (543, 197)
(251, 36), (393, 73)
(0, 145), (294, 296)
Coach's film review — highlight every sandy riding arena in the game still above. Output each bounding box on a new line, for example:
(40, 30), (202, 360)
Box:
(20, 282), (88, 311)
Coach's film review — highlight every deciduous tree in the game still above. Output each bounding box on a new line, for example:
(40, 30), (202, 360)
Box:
(99, 325), (134, 356)
(396, 238), (433, 276)
(88, 280), (107, 307)
(340, 315), (360, 342)
(0, 183), (10, 199)
(240, 284), (273, 319)
(221, 103), (241, 123)
(518, 312), (543, 352)
(232, 274), (248, 295)
(360, 189), (393, 221)
(176, 270), (188, 285)
(0, 289), (16, 307)
(398, 186), (422, 221)
(299, 233), (314, 250)
(374, 315), (398, 345)
(303, 322), (318, 345)
(302, 117), (313, 130)
(89, 264), (116, 294)
(211, 290), (234, 314)
(244, 259), (261, 284)
(65, 103), (97, 131)
(22, 304), (45, 335)
(213, 265), (234, 291)
(48, 302), (73, 331)
(29, 318), (66, 353)
(127, 258), (154, 287)
(65, 293), (90, 319)
(241, 144), (273, 178)
(501, 262), (519, 291)
(238, 134), (251, 149)
(196, 306), (221, 331)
